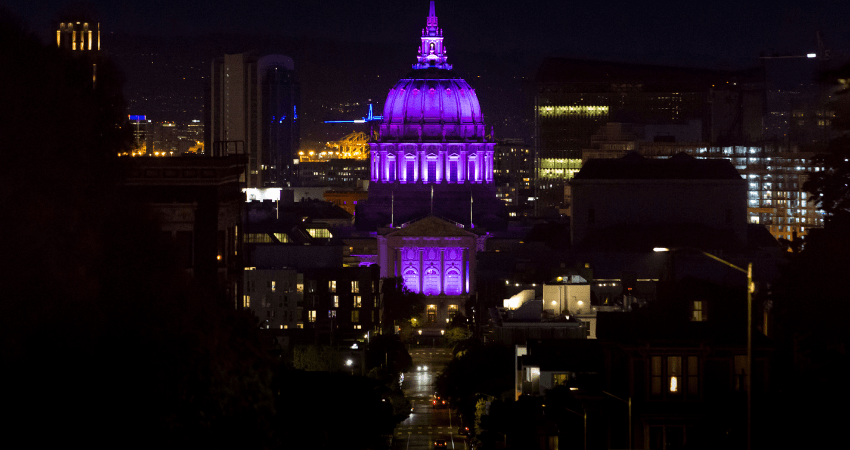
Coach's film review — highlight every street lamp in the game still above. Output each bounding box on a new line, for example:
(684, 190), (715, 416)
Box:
(602, 390), (632, 450)
(563, 406), (587, 450)
(654, 247), (753, 450)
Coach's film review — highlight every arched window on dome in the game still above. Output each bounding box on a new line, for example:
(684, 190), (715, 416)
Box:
(423, 266), (441, 296)
(387, 157), (397, 182)
(426, 157), (437, 184)
(444, 267), (461, 295)
(403, 267), (419, 293)
(448, 159), (458, 183)
(403, 156), (416, 183)
(371, 153), (380, 182)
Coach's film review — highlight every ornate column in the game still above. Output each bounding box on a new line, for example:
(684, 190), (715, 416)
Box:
(419, 150), (433, 183)
(440, 247), (446, 294)
(396, 148), (404, 183)
(418, 247), (424, 293)
(413, 144), (422, 183)
(459, 148), (467, 183)
(485, 150), (494, 183)
(460, 248), (466, 294)
(381, 150), (388, 182)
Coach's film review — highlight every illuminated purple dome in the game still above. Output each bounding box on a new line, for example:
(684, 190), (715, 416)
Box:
(378, 2), (487, 142)
(359, 2), (505, 232)
(381, 74), (485, 141)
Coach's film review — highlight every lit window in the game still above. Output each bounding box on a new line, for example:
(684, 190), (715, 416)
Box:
(353, 295), (361, 308)
(687, 356), (699, 396)
(448, 304), (459, 321)
(271, 281), (276, 292)
(668, 356), (682, 394)
(333, 295), (339, 307)
(274, 233), (290, 243)
(351, 280), (360, 293)
(245, 233), (273, 243)
(308, 310), (316, 322)
(242, 295), (250, 308)
(354, 324), (362, 330)
(307, 228), (332, 238)
(351, 310), (360, 323)
(297, 323), (303, 329)
(553, 373), (569, 387)
(734, 355), (747, 391)
(651, 356), (662, 396)
(329, 280), (336, 293)
(691, 300), (706, 322)
(329, 310), (336, 318)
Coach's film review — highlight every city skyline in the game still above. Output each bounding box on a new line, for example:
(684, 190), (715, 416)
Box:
(12, 0), (850, 70)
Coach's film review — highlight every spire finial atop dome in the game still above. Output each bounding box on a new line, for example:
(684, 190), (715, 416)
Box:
(413, 1), (452, 70)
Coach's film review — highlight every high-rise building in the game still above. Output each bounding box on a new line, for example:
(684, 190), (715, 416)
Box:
(56, 19), (100, 53)
(493, 139), (534, 218)
(55, 18), (101, 87)
(207, 53), (300, 188)
(533, 59), (762, 212)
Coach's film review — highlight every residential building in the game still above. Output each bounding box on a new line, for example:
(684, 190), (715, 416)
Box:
(119, 155), (245, 297)
(570, 152), (748, 248)
(494, 139), (535, 218)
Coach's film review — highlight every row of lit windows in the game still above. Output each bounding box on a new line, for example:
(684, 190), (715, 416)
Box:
(537, 105), (610, 117)
(244, 233), (291, 244)
(650, 356), (699, 397)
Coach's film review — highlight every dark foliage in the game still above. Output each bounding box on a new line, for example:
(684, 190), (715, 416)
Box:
(272, 368), (397, 449)
(767, 62), (850, 449)
(0, 10), (279, 447)
(366, 333), (413, 374)
(380, 277), (426, 335)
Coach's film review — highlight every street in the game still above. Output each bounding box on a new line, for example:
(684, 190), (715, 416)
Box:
(392, 347), (468, 450)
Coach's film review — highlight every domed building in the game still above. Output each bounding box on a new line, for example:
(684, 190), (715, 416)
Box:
(357, 1), (506, 231)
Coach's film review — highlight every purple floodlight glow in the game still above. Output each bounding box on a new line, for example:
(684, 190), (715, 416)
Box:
(400, 245), (467, 296)
(368, 1), (495, 187)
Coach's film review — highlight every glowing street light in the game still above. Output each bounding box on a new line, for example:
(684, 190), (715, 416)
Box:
(654, 247), (753, 450)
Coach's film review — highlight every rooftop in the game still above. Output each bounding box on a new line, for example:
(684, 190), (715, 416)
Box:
(573, 152), (742, 181)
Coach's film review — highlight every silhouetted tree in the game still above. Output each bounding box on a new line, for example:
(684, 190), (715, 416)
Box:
(768, 62), (850, 450)
(380, 277), (426, 335)
(0, 10), (275, 447)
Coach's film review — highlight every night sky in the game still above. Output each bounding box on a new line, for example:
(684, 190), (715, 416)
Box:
(8, 0), (850, 142)
(11, 0), (850, 69)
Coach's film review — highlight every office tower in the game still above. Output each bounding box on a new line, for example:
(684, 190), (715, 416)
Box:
(534, 59), (760, 212)
(208, 53), (300, 188)
(55, 18), (100, 87)
(56, 19), (100, 52)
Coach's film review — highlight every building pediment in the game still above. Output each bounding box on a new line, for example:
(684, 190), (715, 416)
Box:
(388, 215), (477, 238)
